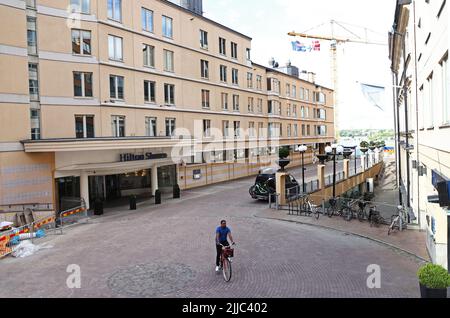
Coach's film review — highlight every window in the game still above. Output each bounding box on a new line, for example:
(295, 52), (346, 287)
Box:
(141, 8), (153, 32)
(220, 65), (227, 82)
(246, 48), (251, 60)
(222, 120), (229, 138)
(441, 56), (449, 124)
(233, 95), (239, 111)
(268, 101), (279, 115)
(30, 109), (40, 140)
(249, 122), (255, 137)
(301, 124), (306, 136)
(200, 30), (208, 49)
(286, 84), (291, 97)
(287, 104), (291, 117)
(256, 75), (262, 90)
(143, 44), (155, 67)
(427, 74), (434, 127)
(203, 119), (211, 137)
(231, 42), (238, 59)
(317, 125), (327, 136)
(221, 93), (228, 110)
(165, 118), (176, 137)
(107, 0), (121, 22)
(234, 121), (240, 137)
(267, 78), (280, 94)
(200, 60), (209, 79)
(317, 109), (326, 120)
(314, 91), (326, 104)
(70, 0), (90, 14)
(300, 106), (305, 118)
(109, 75), (124, 100)
(144, 80), (155, 103)
(292, 85), (297, 98)
(27, 17), (37, 55)
(307, 125), (311, 136)
(73, 72), (93, 97)
(305, 89), (310, 101)
(293, 124), (298, 137)
(75, 115), (94, 138)
(219, 37), (226, 55)
(258, 123), (264, 138)
(257, 98), (263, 113)
(111, 115), (125, 137)
(163, 50), (174, 72)
(164, 84), (175, 105)
(247, 73), (253, 88)
(232, 68), (239, 85)
(287, 124), (292, 137)
(108, 35), (123, 61)
(201, 89), (210, 108)
(293, 105), (297, 117)
(72, 29), (91, 55)
(248, 97), (254, 113)
(268, 123), (275, 138)
(162, 16), (173, 38)
(299, 87), (305, 100)
(28, 63), (39, 100)
(145, 117), (157, 137)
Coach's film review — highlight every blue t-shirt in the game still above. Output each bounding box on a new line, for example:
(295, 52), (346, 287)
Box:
(216, 226), (231, 243)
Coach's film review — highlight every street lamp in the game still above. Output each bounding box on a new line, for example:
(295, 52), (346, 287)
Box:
(326, 144), (344, 198)
(297, 145), (308, 193)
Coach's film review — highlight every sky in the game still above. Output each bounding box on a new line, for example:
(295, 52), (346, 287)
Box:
(203, 0), (397, 130)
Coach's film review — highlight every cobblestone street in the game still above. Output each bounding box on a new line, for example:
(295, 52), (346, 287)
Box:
(0, 178), (424, 298)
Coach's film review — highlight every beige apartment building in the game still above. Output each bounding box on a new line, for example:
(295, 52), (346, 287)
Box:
(0, 0), (334, 212)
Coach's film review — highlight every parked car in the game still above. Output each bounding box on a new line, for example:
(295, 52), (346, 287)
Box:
(249, 167), (300, 201)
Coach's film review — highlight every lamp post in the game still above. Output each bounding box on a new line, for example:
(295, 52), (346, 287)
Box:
(325, 144), (344, 198)
(298, 145), (308, 193)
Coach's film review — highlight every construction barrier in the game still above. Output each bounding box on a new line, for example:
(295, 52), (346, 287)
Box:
(0, 201), (88, 259)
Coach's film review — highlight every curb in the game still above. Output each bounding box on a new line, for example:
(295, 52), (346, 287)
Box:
(254, 213), (430, 263)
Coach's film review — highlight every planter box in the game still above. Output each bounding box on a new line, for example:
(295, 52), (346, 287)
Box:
(420, 283), (447, 298)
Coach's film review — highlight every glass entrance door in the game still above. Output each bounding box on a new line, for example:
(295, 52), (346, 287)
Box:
(158, 165), (177, 193)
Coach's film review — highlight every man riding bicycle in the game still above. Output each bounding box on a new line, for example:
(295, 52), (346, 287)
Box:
(215, 220), (235, 272)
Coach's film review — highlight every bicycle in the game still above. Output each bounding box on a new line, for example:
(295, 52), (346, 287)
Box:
(368, 205), (385, 227)
(340, 199), (358, 222)
(326, 197), (340, 218)
(357, 200), (370, 222)
(388, 206), (408, 235)
(219, 243), (235, 282)
(302, 195), (321, 220)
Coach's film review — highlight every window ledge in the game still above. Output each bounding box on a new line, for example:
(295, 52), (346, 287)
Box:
(426, 127), (435, 131)
(439, 124), (450, 129)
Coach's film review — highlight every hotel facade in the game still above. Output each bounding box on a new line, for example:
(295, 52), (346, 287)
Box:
(0, 0), (334, 212)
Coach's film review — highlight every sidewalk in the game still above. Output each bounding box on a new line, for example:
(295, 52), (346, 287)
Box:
(255, 207), (430, 262)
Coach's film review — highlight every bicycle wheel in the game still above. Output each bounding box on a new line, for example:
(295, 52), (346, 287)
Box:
(313, 205), (320, 220)
(326, 206), (334, 218)
(357, 209), (365, 222)
(222, 258), (232, 282)
(346, 208), (353, 222)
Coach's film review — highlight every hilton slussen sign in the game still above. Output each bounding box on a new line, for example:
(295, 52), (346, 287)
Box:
(119, 153), (168, 162)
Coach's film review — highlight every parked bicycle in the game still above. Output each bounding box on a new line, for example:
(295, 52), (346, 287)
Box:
(388, 206), (408, 235)
(326, 197), (340, 218)
(368, 205), (385, 227)
(302, 195), (321, 220)
(357, 200), (371, 222)
(219, 243), (235, 282)
(340, 199), (359, 222)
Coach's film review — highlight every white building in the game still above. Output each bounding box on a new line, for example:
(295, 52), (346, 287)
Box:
(389, 0), (449, 268)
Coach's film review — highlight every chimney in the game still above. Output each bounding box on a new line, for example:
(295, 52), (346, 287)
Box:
(308, 72), (316, 83)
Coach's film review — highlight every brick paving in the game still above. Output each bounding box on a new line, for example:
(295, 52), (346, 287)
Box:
(0, 177), (425, 298)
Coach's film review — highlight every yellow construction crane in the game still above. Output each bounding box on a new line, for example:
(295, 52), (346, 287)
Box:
(288, 20), (387, 139)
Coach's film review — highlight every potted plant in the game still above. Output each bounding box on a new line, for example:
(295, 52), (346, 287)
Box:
(277, 146), (291, 171)
(360, 141), (369, 154)
(417, 263), (450, 298)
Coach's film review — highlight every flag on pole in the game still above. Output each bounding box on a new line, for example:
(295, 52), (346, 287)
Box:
(360, 83), (385, 111)
(291, 40), (321, 52)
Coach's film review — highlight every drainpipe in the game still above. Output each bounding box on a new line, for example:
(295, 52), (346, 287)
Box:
(412, 0), (421, 227)
(402, 31), (412, 212)
(395, 72), (403, 206)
